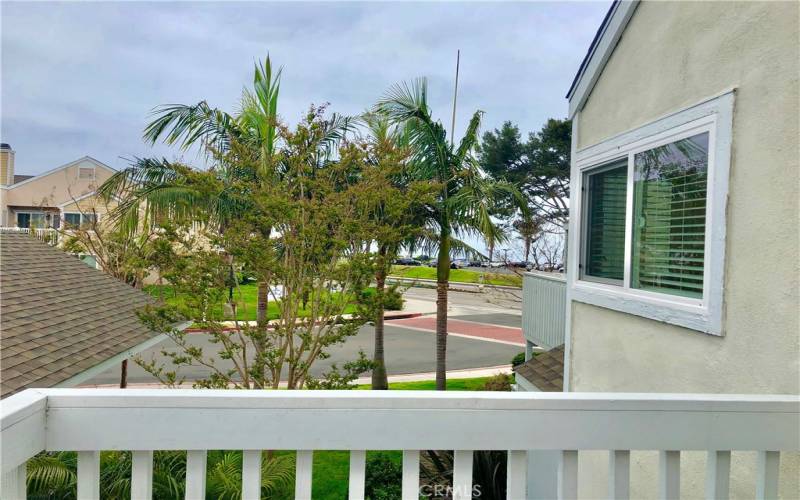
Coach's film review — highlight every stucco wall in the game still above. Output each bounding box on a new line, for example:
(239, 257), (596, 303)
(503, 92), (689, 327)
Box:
(2, 159), (114, 210)
(569, 1), (799, 498)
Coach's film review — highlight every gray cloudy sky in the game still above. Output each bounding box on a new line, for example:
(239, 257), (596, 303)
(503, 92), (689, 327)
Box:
(1, 1), (609, 176)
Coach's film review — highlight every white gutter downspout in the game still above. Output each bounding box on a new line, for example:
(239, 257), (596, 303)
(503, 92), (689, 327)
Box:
(562, 112), (580, 393)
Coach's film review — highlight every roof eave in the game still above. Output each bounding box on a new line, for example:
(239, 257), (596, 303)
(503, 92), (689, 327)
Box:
(566, 0), (639, 119)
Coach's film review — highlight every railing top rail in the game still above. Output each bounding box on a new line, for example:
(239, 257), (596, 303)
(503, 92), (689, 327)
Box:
(523, 271), (566, 283)
(2, 389), (798, 473)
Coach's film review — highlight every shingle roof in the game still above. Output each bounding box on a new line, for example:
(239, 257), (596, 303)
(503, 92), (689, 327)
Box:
(514, 344), (565, 392)
(0, 232), (156, 397)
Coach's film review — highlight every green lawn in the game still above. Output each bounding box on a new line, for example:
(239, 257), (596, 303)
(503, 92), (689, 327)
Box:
(390, 265), (522, 287)
(144, 283), (359, 322)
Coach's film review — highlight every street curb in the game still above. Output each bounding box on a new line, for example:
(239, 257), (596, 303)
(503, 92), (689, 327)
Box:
(184, 311), (424, 333)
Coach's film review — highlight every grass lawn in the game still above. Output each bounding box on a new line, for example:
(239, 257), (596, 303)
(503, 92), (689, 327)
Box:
(144, 283), (359, 322)
(390, 265), (522, 287)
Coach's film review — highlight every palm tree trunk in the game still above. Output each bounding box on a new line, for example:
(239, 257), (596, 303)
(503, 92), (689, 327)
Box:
(371, 264), (389, 390)
(524, 236), (531, 263)
(435, 233), (451, 391)
(257, 281), (269, 326)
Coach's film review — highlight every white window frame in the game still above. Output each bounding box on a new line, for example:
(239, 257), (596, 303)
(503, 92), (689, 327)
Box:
(569, 90), (734, 336)
(62, 211), (99, 227)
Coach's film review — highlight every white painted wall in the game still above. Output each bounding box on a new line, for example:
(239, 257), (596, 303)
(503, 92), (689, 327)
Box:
(568, 1), (799, 498)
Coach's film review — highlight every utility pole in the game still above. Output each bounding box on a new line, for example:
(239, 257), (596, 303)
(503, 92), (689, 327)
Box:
(450, 49), (460, 147)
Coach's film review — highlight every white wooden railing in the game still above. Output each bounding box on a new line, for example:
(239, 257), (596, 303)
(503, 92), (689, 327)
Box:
(0, 226), (59, 244)
(1, 389), (798, 500)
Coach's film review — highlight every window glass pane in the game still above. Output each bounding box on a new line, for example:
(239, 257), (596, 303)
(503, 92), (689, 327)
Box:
(584, 161), (628, 282)
(82, 213), (97, 226)
(632, 132), (708, 298)
(64, 213), (81, 227)
(30, 213), (46, 227)
(17, 213), (30, 228)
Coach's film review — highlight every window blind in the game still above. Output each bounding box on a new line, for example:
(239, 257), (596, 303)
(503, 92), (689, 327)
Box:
(584, 161), (627, 281)
(631, 132), (709, 298)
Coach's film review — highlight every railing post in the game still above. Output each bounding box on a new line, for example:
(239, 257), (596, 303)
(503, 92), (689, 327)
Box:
(507, 450), (528, 499)
(0, 463), (26, 500)
(77, 451), (100, 500)
(348, 450), (366, 500)
(295, 450), (313, 500)
(401, 450), (420, 500)
(452, 450), (473, 500)
(705, 450), (730, 500)
(608, 450), (630, 500)
(185, 450), (207, 500)
(131, 450), (153, 500)
(659, 450), (680, 500)
(557, 450), (578, 500)
(242, 450), (262, 500)
(755, 451), (779, 500)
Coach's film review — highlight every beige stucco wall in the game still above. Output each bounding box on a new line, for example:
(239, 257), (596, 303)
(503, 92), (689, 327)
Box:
(0, 158), (116, 225)
(569, 1), (799, 498)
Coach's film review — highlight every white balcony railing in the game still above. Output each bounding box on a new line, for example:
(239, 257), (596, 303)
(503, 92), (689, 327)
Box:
(1, 389), (798, 500)
(0, 227), (59, 245)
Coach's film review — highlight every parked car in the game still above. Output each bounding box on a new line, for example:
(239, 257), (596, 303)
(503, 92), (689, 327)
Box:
(468, 259), (485, 267)
(394, 257), (421, 266)
(428, 259), (437, 268)
(451, 259), (469, 269)
(509, 261), (535, 271)
(488, 261), (505, 268)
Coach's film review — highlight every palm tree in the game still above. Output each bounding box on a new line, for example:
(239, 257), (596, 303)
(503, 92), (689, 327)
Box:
(100, 56), (281, 324)
(377, 78), (522, 390)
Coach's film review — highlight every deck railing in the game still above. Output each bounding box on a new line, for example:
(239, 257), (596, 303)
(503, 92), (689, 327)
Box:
(0, 227), (59, 245)
(522, 272), (566, 350)
(1, 389), (797, 499)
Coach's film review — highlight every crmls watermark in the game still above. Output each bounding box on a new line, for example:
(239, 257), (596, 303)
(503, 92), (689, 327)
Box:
(420, 484), (483, 498)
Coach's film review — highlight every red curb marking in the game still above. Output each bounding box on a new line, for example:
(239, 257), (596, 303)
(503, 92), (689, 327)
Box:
(386, 317), (524, 345)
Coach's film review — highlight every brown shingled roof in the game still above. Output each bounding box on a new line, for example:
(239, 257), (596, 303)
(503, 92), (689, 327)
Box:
(0, 232), (157, 397)
(514, 344), (565, 392)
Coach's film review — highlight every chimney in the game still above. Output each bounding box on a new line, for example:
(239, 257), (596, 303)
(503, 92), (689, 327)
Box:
(0, 143), (14, 186)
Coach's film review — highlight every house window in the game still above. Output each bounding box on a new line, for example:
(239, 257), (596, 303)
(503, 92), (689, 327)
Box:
(78, 167), (95, 180)
(64, 213), (82, 227)
(63, 212), (98, 228)
(570, 90), (734, 335)
(631, 132), (708, 298)
(582, 160), (627, 283)
(16, 212), (46, 228)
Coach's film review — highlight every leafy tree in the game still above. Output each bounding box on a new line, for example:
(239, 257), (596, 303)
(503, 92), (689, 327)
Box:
(99, 55), (282, 325)
(376, 78), (522, 390)
(59, 203), (157, 290)
(135, 107), (377, 390)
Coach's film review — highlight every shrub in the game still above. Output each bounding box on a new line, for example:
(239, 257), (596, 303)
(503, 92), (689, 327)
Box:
(364, 452), (402, 500)
(511, 351), (526, 368)
(482, 373), (512, 391)
(383, 285), (404, 311)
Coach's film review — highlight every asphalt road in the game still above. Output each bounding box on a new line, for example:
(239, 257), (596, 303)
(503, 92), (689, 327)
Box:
(84, 290), (523, 386)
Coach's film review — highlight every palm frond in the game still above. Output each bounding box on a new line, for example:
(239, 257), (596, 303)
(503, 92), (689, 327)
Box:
(143, 101), (238, 156)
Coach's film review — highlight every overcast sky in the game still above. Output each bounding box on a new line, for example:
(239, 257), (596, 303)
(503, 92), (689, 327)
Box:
(1, 1), (609, 176)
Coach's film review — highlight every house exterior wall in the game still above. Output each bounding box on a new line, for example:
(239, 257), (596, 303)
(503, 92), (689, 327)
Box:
(0, 158), (116, 225)
(568, 1), (799, 498)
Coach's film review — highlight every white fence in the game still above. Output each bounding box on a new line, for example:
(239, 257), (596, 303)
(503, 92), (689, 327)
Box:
(0, 227), (59, 244)
(1, 389), (797, 499)
(522, 272), (567, 350)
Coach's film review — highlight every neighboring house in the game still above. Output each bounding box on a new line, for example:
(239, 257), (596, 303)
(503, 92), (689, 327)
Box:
(0, 144), (117, 229)
(519, 0), (798, 498)
(0, 231), (170, 398)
